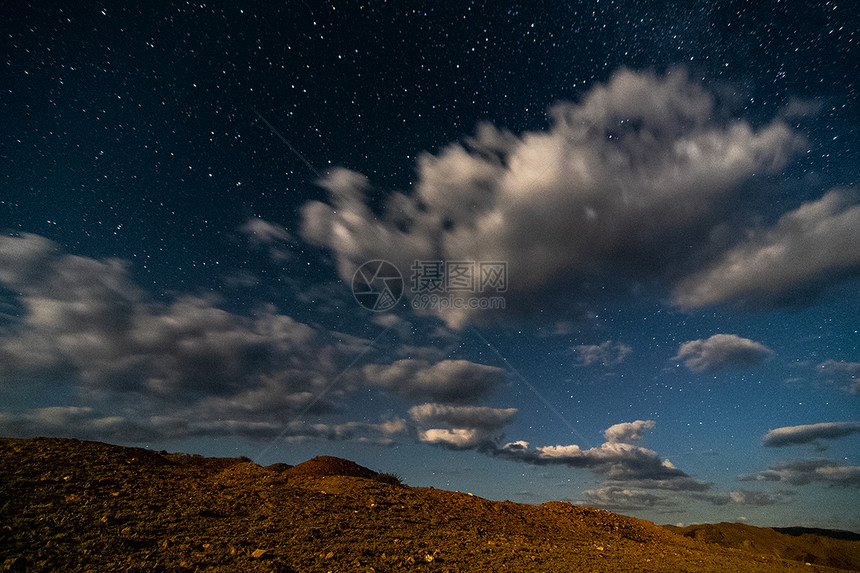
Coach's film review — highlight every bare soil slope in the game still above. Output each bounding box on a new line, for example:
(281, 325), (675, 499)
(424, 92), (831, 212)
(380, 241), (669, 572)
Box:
(1, 437), (857, 572)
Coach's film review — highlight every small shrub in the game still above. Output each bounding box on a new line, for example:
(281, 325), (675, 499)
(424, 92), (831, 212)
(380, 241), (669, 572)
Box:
(374, 472), (404, 486)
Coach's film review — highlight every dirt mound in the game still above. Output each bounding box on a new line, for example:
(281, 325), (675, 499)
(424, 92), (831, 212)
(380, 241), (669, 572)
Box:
(2, 436), (858, 572)
(284, 455), (377, 479)
(665, 522), (860, 571)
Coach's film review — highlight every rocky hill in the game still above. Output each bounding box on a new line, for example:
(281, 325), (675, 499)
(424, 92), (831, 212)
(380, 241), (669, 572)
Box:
(1, 437), (858, 572)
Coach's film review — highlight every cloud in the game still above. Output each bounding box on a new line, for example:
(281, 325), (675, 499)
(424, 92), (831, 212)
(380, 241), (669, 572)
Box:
(675, 189), (860, 308)
(361, 359), (507, 404)
(741, 459), (860, 488)
(300, 68), (803, 328)
(779, 97), (823, 120)
(496, 421), (710, 491)
(604, 420), (655, 443)
(0, 233), (390, 441)
(239, 218), (294, 261)
(763, 422), (860, 448)
(572, 341), (632, 366)
(728, 489), (791, 506)
(673, 334), (773, 372)
(818, 360), (860, 395)
(409, 403), (517, 449)
(578, 485), (680, 511)
(0, 407), (159, 443)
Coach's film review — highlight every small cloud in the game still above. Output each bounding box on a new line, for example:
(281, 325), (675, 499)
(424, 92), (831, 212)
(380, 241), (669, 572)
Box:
(741, 459), (860, 488)
(603, 420), (655, 444)
(410, 403), (517, 449)
(779, 97), (823, 120)
(572, 341), (632, 367)
(579, 485), (679, 511)
(763, 421), (860, 448)
(729, 489), (791, 506)
(673, 334), (773, 372)
(239, 218), (292, 244)
(818, 360), (860, 395)
(361, 359), (507, 404)
(239, 218), (294, 261)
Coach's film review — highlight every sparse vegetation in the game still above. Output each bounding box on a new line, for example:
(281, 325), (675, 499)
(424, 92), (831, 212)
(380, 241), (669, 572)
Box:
(373, 472), (403, 486)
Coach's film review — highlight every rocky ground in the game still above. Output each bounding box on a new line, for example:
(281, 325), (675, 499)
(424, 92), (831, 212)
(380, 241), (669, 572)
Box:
(1, 436), (858, 572)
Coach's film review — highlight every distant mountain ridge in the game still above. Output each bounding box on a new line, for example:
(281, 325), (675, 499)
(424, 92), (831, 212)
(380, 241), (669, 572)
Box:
(665, 522), (860, 571)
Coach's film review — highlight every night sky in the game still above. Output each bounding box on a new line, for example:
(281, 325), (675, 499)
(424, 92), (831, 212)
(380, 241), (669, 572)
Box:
(2, 1), (859, 529)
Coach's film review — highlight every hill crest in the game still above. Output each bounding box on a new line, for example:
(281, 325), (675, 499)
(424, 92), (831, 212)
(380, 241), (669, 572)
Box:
(2, 436), (858, 572)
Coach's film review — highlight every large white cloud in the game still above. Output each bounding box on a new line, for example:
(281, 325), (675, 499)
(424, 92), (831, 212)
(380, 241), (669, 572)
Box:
(300, 68), (805, 328)
(673, 334), (773, 372)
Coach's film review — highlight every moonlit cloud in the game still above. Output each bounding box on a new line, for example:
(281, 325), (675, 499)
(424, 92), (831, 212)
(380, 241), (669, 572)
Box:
(763, 422), (860, 448)
(496, 421), (711, 493)
(300, 68), (804, 328)
(817, 359), (860, 395)
(572, 341), (632, 366)
(239, 218), (294, 261)
(410, 403), (517, 449)
(0, 233), (392, 441)
(0, 407), (157, 443)
(741, 459), (860, 488)
(578, 485), (680, 511)
(361, 359), (507, 404)
(604, 420), (655, 443)
(728, 489), (791, 506)
(673, 334), (773, 372)
(675, 189), (860, 308)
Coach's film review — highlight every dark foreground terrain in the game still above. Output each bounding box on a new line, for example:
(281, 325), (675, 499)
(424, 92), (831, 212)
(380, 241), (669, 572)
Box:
(1, 437), (858, 572)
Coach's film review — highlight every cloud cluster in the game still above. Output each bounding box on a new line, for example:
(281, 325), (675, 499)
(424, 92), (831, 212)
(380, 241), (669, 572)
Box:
(763, 421), (860, 448)
(0, 233), (489, 446)
(298, 67), (834, 328)
(493, 420), (732, 512)
(0, 233), (337, 415)
(673, 334), (773, 372)
(742, 459), (860, 488)
(497, 420), (712, 496)
(572, 341), (632, 367)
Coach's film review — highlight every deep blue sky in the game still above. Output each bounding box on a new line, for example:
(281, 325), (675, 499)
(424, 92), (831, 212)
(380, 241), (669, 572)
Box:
(2, 1), (858, 529)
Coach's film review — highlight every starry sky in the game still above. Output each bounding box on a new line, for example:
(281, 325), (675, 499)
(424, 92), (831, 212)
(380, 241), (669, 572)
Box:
(2, 1), (859, 529)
